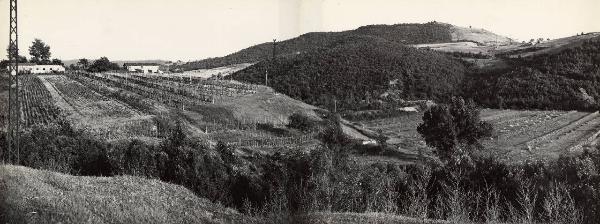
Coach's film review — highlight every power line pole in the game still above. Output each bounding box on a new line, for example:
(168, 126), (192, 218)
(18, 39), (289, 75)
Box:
(272, 39), (277, 61)
(7, 0), (20, 163)
(265, 69), (268, 86)
(266, 39), (276, 86)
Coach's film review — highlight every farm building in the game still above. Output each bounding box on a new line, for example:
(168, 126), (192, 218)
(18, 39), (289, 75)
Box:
(124, 63), (160, 74)
(10, 63), (66, 74)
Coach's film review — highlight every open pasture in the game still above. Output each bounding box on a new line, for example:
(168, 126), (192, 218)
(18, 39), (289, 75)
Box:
(357, 109), (600, 164)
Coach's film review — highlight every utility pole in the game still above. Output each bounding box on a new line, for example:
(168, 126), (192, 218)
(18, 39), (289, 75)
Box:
(265, 69), (268, 86)
(272, 39), (277, 61)
(334, 99), (337, 113)
(266, 39), (276, 86)
(7, 0), (20, 163)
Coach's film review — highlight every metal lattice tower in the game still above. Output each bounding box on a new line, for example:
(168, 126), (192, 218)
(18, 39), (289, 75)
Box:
(7, 0), (19, 163)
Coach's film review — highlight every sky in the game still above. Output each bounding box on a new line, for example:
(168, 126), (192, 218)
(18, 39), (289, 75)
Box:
(0, 0), (599, 61)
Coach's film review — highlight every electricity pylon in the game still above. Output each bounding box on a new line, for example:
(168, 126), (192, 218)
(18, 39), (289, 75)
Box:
(6, 0), (20, 163)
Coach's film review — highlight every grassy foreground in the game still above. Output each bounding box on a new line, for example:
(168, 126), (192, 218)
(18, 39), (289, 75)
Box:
(0, 165), (455, 224)
(0, 165), (245, 224)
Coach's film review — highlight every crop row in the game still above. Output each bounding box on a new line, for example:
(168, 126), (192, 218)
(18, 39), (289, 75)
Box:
(19, 76), (61, 127)
(129, 72), (258, 92)
(108, 72), (257, 97)
(526, 111), (599, 149)
(70, 72), (210, 108)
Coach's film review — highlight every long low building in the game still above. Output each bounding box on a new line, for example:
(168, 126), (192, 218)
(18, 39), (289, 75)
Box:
(9, 63), (66, 74)
(124, 63), (161, 74)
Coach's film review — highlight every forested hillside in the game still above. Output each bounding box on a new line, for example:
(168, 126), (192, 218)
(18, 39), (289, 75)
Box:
(177, 22), (452, 70)
(465, 38), (600, 111)
(229, 35), (466, 111)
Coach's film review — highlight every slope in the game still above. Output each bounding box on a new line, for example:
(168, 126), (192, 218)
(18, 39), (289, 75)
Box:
(228, 35), (467, 111)
(177, 22), (456, 71)
(465, 37), (600, 111)
(0, 165), (247, 224)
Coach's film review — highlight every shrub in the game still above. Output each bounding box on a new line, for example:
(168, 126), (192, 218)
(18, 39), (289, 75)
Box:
(287, 113), (316, 133)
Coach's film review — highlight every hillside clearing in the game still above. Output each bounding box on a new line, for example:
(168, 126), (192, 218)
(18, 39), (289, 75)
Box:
(0, 165), (247, 224)
(412, 41), (493, 55)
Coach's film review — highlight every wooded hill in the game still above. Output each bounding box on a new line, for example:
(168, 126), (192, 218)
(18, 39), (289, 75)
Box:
(228, 35), (466, 111)
(465, 38), (600, 111)
(190, 21), (600, 112)
(176, 22), (452, 71)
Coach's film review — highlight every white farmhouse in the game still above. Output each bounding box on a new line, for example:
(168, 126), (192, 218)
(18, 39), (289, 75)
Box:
(11, 63), (66, 74)
(124, 63), (160, 74)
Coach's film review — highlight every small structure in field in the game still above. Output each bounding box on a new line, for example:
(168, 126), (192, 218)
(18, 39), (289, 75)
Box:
(11, 63), (65, 74)
(399, 106), (419, 112)
(124, 63), (160, 74)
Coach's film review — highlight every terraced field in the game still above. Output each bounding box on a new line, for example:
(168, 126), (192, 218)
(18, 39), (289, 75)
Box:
(358, 109), (600, 164)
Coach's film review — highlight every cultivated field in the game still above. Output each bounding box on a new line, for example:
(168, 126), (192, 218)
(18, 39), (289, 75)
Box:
(37, 75), (157, 141)
(173, 63), (253, 79)
(357, 109), (600, 164)
(497, 32), (600, 58)
(413, 41), (493, 55)
(9, 69), (321, 149)
(19, 76), (61, 127)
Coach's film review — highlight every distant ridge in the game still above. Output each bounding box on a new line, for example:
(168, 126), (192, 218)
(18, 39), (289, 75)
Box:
(177, 22), (512, 71)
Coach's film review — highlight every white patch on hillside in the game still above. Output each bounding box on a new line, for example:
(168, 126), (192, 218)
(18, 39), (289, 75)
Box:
(450, 25), (514, 45)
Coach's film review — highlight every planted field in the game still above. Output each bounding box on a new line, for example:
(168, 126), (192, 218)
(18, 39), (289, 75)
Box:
(58, 71), (318, 149)
(358, 109), (600, 164)
(172, 63), (253, 79)
(38, 75), (157, 141)
(19, 76), (61, 127)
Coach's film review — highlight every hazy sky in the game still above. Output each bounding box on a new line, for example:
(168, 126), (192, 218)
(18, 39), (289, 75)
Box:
(1, 0), (599, 61)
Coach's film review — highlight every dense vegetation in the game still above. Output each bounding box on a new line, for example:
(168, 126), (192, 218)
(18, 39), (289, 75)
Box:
(229, 36), (466, 111)
(465, 38), (600, 111)
(2, 115), (600, 223)
(176, 22), (452, 70)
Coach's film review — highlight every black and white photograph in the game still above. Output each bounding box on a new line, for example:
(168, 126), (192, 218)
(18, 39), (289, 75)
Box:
(1, 0), (600, 223)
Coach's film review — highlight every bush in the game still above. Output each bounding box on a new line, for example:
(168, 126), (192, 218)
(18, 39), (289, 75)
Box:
(287, 113), (316, 133)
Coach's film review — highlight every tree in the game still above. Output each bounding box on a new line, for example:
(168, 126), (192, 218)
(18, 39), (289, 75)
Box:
(5, 45), (28, 63)
(51, 58), (63, 65)
(87, 57), (120, 72)
(29, 39), (51, 64)
(287, 112), (316, 133)
(374, 129), (389, 152)
(77, 58), (90, 70)
(417, 97), (493, 161)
